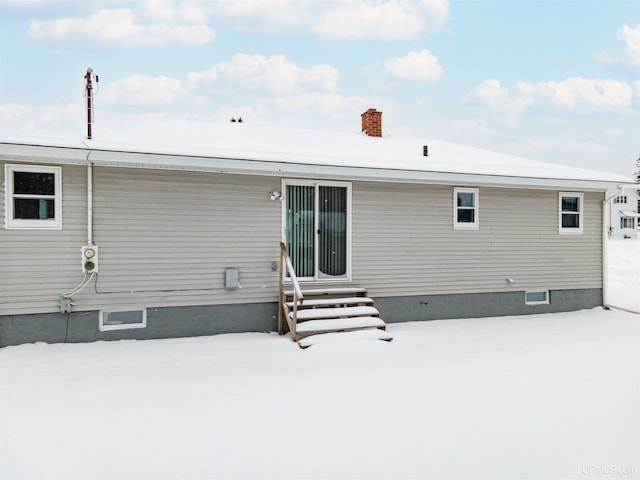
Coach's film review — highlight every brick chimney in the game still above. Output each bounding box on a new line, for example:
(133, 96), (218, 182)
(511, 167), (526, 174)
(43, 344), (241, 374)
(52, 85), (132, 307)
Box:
(361, 108), (382, 137)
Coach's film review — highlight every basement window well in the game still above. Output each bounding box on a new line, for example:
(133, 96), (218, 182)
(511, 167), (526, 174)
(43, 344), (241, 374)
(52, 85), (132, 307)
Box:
(99, 309), (147, 331)
(5, 164), (62, 229)
(525, 291), (549, 305)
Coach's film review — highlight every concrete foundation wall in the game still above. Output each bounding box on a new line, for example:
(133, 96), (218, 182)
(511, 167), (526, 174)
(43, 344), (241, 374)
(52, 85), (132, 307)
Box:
(375, 288), (603, 323)
(0, 289), (602, 347)
(0, 303), (278, 347)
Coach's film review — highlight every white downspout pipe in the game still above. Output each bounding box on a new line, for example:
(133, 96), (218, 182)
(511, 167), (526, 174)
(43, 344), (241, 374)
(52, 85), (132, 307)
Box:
(87, 160), (94, 246)
(602, 186), (625, 311)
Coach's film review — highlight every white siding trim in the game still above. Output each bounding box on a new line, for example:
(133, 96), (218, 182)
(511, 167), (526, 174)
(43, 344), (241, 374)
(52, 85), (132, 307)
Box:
(453, 187), (479, 230)
(281, 179), (352, 283)
(559, 192), (584, 235)
(525, 290), (550, 305)
(4, 164), (62, 230)
(99, 308), (147, 331)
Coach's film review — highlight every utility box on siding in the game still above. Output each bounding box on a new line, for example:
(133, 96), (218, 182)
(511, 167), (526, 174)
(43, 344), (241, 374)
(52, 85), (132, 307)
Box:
(225, 268), (240, 289)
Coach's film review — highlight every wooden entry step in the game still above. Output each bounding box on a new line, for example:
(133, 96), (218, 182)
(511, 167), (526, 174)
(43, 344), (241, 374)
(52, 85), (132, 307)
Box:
(280, 284), (390, 345)
(298, 329), (394, 349)
(283, 287), (368, 298)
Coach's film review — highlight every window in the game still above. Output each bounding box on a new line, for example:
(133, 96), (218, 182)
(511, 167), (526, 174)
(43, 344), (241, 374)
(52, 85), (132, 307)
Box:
(99, 309), (147, 331)
(5, 164), (62, 229)
(614, 196), (627, 204)
(559, 192), (583, 234)
(525, 291), (549, 305)
(454, 188), (479, 230)
(621, 217), (634, 229)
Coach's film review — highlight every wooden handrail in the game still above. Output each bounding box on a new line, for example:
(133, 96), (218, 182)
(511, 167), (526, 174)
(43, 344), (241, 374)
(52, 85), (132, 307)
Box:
(279, 242), (304, 339)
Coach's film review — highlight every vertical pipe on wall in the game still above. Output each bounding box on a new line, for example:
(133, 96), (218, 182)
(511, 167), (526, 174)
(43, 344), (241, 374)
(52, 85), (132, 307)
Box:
(602, 187), (623, 311)
(87, 161), (94, 246)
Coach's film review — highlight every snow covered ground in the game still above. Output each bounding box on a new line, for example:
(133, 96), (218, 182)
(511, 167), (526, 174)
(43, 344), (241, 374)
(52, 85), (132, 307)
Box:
(1, 241), (639, 480)
(607, 238), (640, 312)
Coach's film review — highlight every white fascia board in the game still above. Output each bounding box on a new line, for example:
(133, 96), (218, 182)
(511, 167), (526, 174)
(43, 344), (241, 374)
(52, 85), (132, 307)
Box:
(84, 148), (629, 191)
(0, 142), (623, 192)
(0, 142), (89, 165)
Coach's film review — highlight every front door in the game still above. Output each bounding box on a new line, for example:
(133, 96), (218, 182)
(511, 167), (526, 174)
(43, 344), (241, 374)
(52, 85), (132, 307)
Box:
(284, 181), (351, 281)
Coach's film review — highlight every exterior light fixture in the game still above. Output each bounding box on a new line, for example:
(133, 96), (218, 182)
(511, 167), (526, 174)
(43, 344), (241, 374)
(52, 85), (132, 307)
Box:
(270, 190), (283, 201)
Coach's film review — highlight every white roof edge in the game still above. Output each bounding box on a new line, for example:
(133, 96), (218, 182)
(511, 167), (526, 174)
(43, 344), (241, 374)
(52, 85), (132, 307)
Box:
(620, 211), (640, 217)
(0, 140), (628, 192)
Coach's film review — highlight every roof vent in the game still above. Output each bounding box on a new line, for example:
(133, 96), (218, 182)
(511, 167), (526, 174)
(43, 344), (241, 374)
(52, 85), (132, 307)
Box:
(423, 145), (428, 157)
(361, 108), (382, 137)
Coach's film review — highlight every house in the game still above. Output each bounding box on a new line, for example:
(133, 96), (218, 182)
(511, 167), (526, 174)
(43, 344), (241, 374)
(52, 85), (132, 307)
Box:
(0, 109), (633, 347)
(608, 190), (640, 239)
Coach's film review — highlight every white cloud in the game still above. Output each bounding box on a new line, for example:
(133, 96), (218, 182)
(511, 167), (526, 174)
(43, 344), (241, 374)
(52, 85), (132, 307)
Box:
(0, 102), (35, 128)
(267, 93), (366, 112)
(384, 49), (443, 82)
(619, 24), (640, 67)
(208, 0), (448, 39)
(207, 0), (305, 29)
(597, 23), (640, 69)
(467, 77), (634, 114)
(0, 102), (83, 132)
(97, 55), (339, 112)
(450, 119), (494, 136)
(216, 54), (299, 94)
(28, 1), (214, 45)
(300, 64), (340, 91)
(101, 74), (204, 107)
(142, 0), (208, 24)
(259, 92), (386, 129)
(517, 77), (633, 109)
(186, 67), (218, 89)
(314, 1), (422, 39)
(635, 80), (640, 100)
(418, 0), (449, 25)
(189, 54), (338, 94)
(465, 79), (534, 114)
(23, 1), (448, 44)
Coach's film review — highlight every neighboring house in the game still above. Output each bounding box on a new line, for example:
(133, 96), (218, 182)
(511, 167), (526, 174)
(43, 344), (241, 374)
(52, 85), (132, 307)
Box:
(608, 190), (640, 239)
(0, 110), (633, 347)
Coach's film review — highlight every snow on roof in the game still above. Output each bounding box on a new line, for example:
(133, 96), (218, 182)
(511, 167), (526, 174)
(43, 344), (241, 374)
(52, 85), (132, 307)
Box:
(620, 211), (640, 218)
(0, 118), (632, 190)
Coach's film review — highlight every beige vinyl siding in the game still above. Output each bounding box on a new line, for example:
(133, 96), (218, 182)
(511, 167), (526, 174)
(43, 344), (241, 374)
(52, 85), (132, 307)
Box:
(352, 182), (603, 297)
(71, 168), (282, 312)
(1, 162), (88, 314)
(1, 161), (604, 316)
(1, 164), (283, 315)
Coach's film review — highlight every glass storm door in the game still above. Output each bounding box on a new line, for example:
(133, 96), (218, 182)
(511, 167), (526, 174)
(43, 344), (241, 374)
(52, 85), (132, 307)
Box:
(285, 182), (350, 281)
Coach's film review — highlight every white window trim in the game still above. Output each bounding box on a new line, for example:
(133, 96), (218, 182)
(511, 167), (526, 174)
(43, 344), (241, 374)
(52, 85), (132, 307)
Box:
(621, 217), (634, 229)
(525, 290), (550, 305)
(4, 164), (62, 230)
(99, 308), (147, 332)
(559, 192), (583, 235)
(453, 187), (479, 230)
(281, 179), (352, 283)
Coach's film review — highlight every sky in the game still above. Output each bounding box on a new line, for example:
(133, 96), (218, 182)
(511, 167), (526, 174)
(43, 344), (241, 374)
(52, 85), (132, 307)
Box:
(0, 0), (639, 179)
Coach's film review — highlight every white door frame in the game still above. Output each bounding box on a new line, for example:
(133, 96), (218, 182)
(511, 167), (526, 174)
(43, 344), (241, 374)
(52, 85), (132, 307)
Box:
(281, 179), (352, 282)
